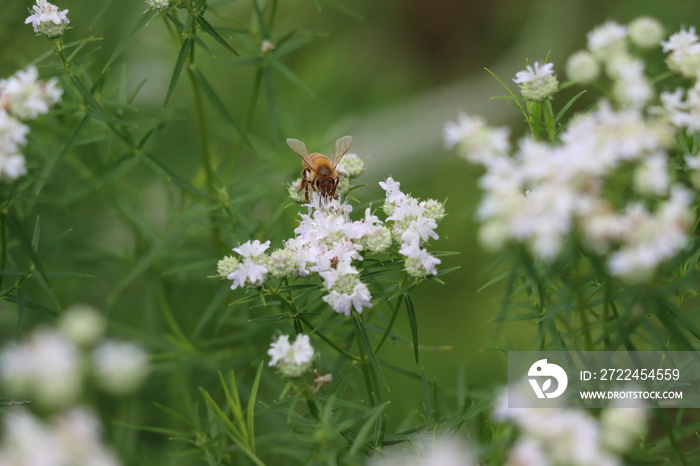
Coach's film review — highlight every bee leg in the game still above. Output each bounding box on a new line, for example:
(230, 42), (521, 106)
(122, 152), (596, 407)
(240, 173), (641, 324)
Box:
(331, 177), (340, 199)
(300, 169), (310, 202)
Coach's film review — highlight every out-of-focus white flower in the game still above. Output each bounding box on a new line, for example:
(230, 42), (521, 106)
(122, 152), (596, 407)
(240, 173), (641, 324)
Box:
(662, 27), (700, 78)
(628, 17), (664, 49)
(443, 113), (510, 165)
(600, 398), (647, 454)
(633, 152), (670, 196)
(268, 334), (315, 378)
(0, 328), (81, 408)
(587, 21), (628, 61)
(0, 408), (120, 466)
(335, 152), (365, 178)
(25, 0), (70, 38)
(493, 389), (630, 466)
(513, 62), (559, 101)
(609, 58), (652, 109)
(145, 0), (170, 10)
(566, 50), (600, 84)
(368, 435), (476, 466)
(607, 187), (692, 283)
(59, 303), (106, 347)
(0, 66), (62, 120)
(92, 341), (149, 395)
(684, 153), (700, 188)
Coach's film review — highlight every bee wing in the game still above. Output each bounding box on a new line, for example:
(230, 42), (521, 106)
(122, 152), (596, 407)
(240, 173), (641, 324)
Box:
(332, 135), (353, 168)
(286, 138), (313, 170)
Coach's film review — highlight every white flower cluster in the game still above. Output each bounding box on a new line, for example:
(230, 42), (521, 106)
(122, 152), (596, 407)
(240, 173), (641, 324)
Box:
(447, 19), (700, 283)
(0, 304), (148, 407)
(513, 62), (558, 101)
(267, 333), (315, 378)
(494, 389), (646, 466)
(0, 305), (149, 466)
(0, 66), (62, 180)
(25, 0), (70, 38)
(0, 407), (120, 466)
(380, 177), (444, 278)
(145, 0), (170, 11)
(566, 18), (664, 108)
(219, 178), (444, 316)
(367, 435), (476, 466)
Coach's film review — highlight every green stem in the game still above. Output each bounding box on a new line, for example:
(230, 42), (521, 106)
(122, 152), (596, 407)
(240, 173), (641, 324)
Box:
(354, 326), (377, 406)
(298, 315), (359, 361)
(163, 13), (225, 253)
(373, 294), (402, 354)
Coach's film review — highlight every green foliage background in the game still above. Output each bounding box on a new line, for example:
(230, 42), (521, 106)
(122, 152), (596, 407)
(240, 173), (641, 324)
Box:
(2, 0), (700, 463)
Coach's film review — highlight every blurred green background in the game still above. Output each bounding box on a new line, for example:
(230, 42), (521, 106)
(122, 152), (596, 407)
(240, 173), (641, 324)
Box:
(2, 0), (700, 460)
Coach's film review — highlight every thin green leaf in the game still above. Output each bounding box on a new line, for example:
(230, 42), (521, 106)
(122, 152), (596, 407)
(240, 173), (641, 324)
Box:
(352, 313), (389, 391)
(164, 36), (193, 107)
(269, 57), (313, 97)
(404, 294), (419, 363)
(554, 89), (587, 125)
(142, 152), (212, 200)
(247, 361), (263, 448)
(189, 68), (247, 143)
(195, 15), (239, 56)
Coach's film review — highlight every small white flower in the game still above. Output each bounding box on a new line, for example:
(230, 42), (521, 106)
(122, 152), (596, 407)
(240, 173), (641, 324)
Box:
(513, 62), (559, 102)
(443, 113), (510, 165)
(0, 328), (81, 407)
(399, 241), (441, 277)
(59, 303), (106, 347)
(662, 27), (700, 78)
(25, 0), (70, 38)
(0, 110), (29, 154)
(227, 258), (269, 289)
(92, 340), (149, 395)
(628, 17), (664, 49)
(145, 0), (170, 10)
(566, 50), (600, 84)
(587, 21), (628, 60)
(379, 177), (407, 205)
(0, 66), (63, 120)
(600, 398), (647, 454)
(268, 334), (315, 378)
(609, 58), (652, 108)
(322, 279), (372, 316)
(260, 39), (275, 53)
(233, 239), (271, 258)
(634, 152), (670, 196)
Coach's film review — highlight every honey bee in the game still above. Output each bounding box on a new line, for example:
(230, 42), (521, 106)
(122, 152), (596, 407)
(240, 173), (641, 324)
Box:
(286, 135), (353, 203)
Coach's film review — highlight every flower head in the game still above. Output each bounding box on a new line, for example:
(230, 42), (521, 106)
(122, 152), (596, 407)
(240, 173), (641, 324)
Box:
(145, 0), (170, 10)
(25, 0), (70, 38)
(513, 62), (559, 101)
(566, 50), (600, 83)
(628, 17), (664, 49)
(92, 340), (149, 395)
(268, 334), (315, 378)
(0, 66), (62, 121)
(1, 328), (81, 408)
